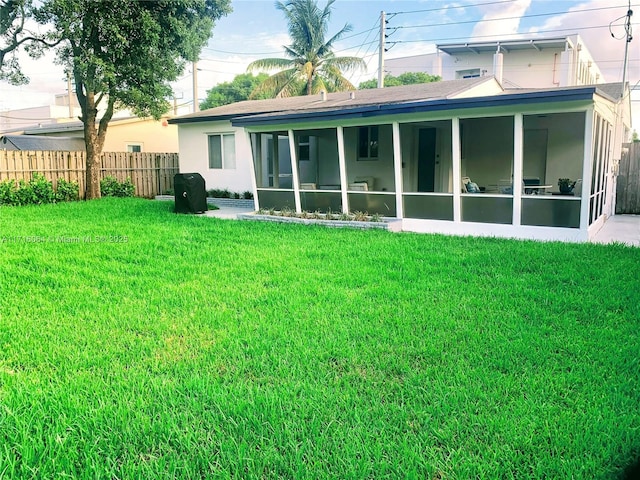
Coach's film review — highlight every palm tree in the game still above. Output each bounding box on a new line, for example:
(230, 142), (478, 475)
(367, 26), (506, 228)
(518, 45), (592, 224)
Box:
(248, 0), (365, 98)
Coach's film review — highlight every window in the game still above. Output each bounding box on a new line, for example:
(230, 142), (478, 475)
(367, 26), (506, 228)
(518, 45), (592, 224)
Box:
(358, 126), (378, 160)
(456, 68), (480, 79)
(208, 133), (236, 169)
(127, 144), (142, 152)
(298, 135), (310, 161)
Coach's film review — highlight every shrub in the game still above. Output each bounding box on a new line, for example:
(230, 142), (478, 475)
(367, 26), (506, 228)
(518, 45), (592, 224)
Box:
(352, 211), (369, 222)
(207, 189), (254, 200)
(0, 175), (81, 206)
(8, 174), (56, 206)
(56, 179), (80, 202)
(30, 174), (56, 204)
(100, 176), (135, 197)
(0, 179), (18, 205)
(207, 188), (231, 198)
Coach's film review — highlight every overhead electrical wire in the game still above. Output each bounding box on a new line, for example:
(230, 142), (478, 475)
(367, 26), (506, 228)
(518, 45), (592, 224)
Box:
(390, 22), (639, 46)
(353, 15), (382, 59)
(387, 0), (517, 17)
(390, 5), (635, 31)
(200, 26), (379, 57)
(201, 4), (639, 62)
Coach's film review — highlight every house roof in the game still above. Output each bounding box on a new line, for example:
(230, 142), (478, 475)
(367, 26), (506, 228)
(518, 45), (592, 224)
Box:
(0, 135), (86, 151)
(437, 36), (574, 55)
(231, 86), (606, 127)
(168, 78), (627, 129)
(168, 76), (498, 125)
(503, 83), (624, 103)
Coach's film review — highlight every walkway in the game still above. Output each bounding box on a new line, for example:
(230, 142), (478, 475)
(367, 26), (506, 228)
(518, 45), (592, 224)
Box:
(590, 214), (640, 247)
(204, 206), (254, 220)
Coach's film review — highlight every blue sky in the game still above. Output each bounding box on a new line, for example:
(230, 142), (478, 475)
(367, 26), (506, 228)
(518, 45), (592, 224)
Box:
(0, 0), (638, 120)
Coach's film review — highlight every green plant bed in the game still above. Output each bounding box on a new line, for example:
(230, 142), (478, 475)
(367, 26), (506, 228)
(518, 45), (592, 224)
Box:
(0, 197), (639, 479)
(243, 209), (399, 231)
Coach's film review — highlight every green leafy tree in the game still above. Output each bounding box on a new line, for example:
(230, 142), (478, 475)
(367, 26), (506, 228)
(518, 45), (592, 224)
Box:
(247, 0), (365, 98)
(1, 0), (57, 85)
(200, 72), (270, 109)
(359, 72), (441, 89)
(35, 0), (231, 199)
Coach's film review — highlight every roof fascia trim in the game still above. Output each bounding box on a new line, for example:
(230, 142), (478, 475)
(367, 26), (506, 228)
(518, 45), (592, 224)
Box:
(231, 88), (597, 127)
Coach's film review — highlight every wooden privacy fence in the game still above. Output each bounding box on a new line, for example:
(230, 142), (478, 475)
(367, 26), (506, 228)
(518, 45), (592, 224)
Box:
(616, 143), (640, 214)
(0, 150), (179, 198)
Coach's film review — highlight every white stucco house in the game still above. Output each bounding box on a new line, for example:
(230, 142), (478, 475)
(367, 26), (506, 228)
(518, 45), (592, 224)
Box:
(169, 75), (630, 242)
(385, 35), (603, 89)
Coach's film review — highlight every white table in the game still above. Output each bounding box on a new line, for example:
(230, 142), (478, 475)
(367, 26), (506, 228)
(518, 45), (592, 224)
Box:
(524, 185), (553, 195)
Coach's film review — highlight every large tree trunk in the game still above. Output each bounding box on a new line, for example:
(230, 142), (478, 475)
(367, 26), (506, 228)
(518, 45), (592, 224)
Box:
(80, 87), (113, 200)
(83, 93), (101, 199)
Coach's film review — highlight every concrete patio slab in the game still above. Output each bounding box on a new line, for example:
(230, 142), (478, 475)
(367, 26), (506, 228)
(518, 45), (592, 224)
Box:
(591, 215), (640, 247)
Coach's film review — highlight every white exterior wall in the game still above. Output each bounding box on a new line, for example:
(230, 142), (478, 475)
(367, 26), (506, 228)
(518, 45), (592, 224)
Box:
(177, 120), (253, 193)
(385, 35), (604, 89)
(0, 105), (81, 133)
(385, 53), (441, 78)
(439, 49), (569, 88)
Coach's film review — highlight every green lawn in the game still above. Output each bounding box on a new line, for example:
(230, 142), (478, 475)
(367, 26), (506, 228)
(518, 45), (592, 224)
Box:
(0, 198), (639, 479)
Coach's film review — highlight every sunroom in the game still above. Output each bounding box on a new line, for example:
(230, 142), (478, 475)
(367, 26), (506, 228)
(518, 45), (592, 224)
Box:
(238, 86), (624, 242)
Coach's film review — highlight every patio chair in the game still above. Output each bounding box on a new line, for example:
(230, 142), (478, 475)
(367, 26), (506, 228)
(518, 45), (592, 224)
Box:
(574, 179), (583, 196)
(354, 176), (375, 191)
(523, 177), (541, 195)
(348, 182), (368, 191)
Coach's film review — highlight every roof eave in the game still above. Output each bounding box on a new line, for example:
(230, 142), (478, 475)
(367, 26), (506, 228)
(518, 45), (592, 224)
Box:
(168, 113), (241, 125)
(232, 88), (598, 127)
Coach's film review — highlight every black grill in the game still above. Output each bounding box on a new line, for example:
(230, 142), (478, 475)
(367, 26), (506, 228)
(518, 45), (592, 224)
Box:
(174, 173), (207, 214)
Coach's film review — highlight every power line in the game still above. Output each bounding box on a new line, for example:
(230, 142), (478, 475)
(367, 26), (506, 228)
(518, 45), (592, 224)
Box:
(202, 47), (280, 56)
(390, 22), (640, 45)
(387, 0), (517, 17)
(391, 5), (636, 32)
(353, 15), (381, 59)
(201, 25), (380, 57)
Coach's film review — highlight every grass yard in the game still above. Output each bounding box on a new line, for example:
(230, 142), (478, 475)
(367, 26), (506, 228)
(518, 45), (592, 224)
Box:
(0, 198), (639, 479)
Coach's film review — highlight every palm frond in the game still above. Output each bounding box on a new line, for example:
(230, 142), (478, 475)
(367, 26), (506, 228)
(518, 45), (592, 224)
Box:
(318, 64), (357, 92)
(247, 57), (294, 72)
(250, 0), (362, 96)
(322, 55), (366, 74)
(321, 23), (353, 54)
(250, 68), (304, 99)
(310, 74), (327, 95)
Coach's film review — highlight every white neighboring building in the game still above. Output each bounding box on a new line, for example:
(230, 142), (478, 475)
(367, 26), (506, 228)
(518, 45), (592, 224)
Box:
(0, 94), (82, 133)
(386, 35), (605, 90)
(0, 93), (134, 133)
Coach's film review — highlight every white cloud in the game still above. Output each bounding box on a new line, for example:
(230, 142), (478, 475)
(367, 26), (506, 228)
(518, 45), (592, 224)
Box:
(471, 0), (532, 39)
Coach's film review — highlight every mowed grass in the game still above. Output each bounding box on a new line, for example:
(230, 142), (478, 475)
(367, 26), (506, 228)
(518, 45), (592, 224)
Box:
(0, 198), (639, 479)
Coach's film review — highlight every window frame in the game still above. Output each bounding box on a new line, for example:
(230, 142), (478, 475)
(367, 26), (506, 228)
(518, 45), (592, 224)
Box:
(207, 132), (236, 170)
(126, 143), (142, 153)
(357, 126), (379, 161)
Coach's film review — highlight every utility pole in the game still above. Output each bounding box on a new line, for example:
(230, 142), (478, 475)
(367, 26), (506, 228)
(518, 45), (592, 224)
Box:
(620, 7), (633, 98)
(377, 11), (385, 88)
(192, 61), (200, 113)
(67, 72), (74, 118)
